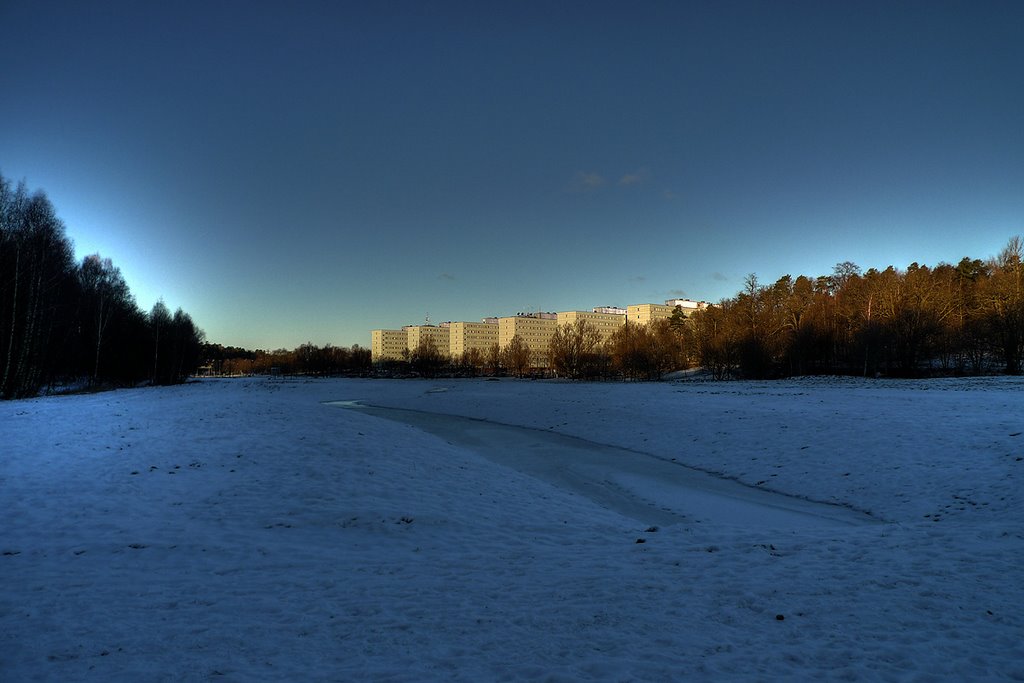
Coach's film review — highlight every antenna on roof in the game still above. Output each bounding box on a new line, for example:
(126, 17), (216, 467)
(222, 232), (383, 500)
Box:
(425, 312), (430, 325)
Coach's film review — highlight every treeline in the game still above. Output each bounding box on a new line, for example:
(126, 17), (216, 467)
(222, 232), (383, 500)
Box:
(0, 174), (204, 399)
(387, 237), (1024, 381)
(202, 341), (371, 376)
(686, 238), (1024, 378)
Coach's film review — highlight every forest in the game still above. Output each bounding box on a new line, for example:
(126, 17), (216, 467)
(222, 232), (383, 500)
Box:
(684, 242), (1024, 379)
(0, 174), (204, 399)
(390, 237), (1024, 381)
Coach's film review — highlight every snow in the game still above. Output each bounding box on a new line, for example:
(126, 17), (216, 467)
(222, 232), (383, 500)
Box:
(2, 376), (1023, 681)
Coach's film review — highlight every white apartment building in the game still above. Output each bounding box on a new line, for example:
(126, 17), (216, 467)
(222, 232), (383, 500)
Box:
(664, 298), (709, 312)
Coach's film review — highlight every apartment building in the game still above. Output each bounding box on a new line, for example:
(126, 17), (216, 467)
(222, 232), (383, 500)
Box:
(371, 329), (408, 361)
(404, 324), (451, 354)
(498, 313), (557, 367)
(371, 299), (708, 364)
(592, 306), (627, 315)
(665, 299), (709, 313)
(556, 310), (626, 342)
(627, 299), (710, 326)
(448, 321), (499, 358)
(626, 303), (677, 325)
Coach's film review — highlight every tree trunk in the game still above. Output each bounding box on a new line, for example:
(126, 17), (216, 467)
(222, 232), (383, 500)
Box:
(1, 246), (19, 396)
(152, 325), (160, 384)
(93, 299), (105, 382)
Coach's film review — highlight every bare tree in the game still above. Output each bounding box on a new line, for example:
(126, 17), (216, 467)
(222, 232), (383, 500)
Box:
(150, 299), (172, 384)
(501, 335), (531, 377)
(549, 318), (602, 379)
(984, 236), (1024, 374)
(0, 180), (75, 397)
(609, 321), (659, 380)
(689, 303), (739, 379)
(486, 342), (502, 376)
(168, 308), (204, 382)
(79, 254), (132, 382)
(410, 336), (446, 377)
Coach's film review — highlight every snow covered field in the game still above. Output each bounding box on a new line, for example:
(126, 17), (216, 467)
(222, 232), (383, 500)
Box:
(2, 376), (1022, 681)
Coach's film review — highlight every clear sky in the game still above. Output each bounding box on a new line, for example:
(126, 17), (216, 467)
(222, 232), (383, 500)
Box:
(2, 1), (1022, 350)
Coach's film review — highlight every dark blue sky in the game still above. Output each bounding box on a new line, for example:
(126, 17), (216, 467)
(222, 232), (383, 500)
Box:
(2, 1), (1022, 349)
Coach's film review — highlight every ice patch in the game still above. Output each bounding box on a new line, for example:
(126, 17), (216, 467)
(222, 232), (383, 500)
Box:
(330, 400), (882, 529)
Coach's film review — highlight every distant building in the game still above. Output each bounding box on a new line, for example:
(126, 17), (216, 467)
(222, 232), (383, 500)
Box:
(448, 321), (499, 358)
(664, 298), (709, 312)
(592, 306), (626, 315)
(370, 296), (708, 363)
(403, 324), (450, 354)
(371, 329), (408, 361)
(626, 303), (677, 325)
(498, 314), (558, 367)
(557, 310), (626, 342)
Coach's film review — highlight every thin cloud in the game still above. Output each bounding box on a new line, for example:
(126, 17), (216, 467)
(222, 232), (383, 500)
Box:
(618, 168), (650, 186)
(668, 289), (687, 298)
(569, 171), (607, 192)
(629, 275), (647, 284)
(712, 272), (729, 282)
(438, 273), (456, 281)
(569, 168), (652, 192)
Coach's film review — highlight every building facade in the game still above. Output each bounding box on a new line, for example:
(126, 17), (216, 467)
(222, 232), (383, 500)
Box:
(498, 314), (557, 367)
(556, 310), (626, 342)
(448, 321), (499, 358)
(404, 324), (451, 354)
(371, 329), (408, 362)
(592, 306), (627, 315)
(626, 303), (677, 325)
(664, 299), (709, 313)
